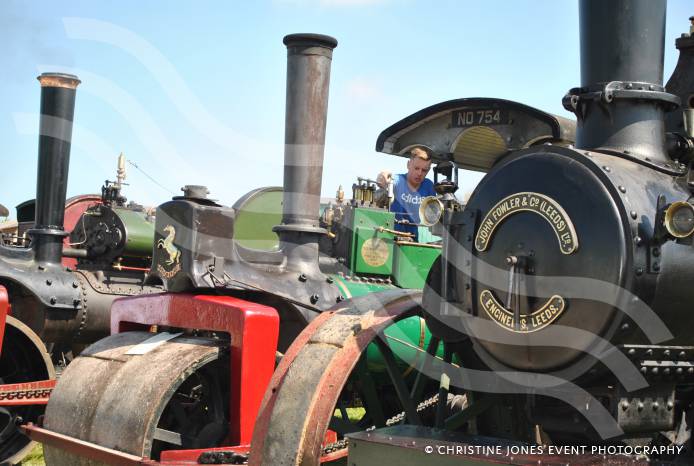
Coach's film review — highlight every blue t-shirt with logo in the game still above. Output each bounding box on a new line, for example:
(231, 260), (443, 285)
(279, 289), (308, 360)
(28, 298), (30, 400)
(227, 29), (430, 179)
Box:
(391, 174), (436, 240)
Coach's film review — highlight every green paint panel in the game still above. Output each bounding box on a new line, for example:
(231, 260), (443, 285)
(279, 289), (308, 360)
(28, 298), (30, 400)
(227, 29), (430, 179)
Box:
(113, 208), (155, 257)
(234, 188), (282, 250)
(366, 315), (445, 373)
(349, 207), (395, 275)
(331, 276), (446, 374)
(393, 243), (441, 289)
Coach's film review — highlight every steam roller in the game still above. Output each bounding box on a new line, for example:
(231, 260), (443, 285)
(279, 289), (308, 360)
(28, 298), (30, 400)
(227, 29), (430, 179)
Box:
(44, 332), (229, 465)
(0, 72), (162, 465)
(15, 27), (540, 466)
(0, 312), (55, 464)
(23, 27), (590, 466)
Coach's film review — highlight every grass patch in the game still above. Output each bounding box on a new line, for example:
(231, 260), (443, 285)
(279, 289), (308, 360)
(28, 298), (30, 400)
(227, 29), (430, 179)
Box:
(20, 443), (45, 466)
(333, 407), (366, 422)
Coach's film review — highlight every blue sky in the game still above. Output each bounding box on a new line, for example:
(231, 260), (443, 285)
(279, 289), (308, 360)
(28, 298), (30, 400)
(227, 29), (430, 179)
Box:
(0, 0), (690, 218)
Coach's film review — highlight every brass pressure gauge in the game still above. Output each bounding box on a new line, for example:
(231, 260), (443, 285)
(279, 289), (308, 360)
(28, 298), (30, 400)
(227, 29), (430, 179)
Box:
(664, 201), (694, 238)
(419, 196), (444, 227)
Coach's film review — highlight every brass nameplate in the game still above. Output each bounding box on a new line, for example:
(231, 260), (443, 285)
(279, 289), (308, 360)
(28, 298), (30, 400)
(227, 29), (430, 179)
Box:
(361, 237), (390, 268)
(475, 192), (578, 254)
(480, 289), (566, 333)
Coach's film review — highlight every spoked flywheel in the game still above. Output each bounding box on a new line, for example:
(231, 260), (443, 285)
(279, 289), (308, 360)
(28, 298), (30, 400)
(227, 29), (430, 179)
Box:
(249, 289), (470, 466)
(0, 315), (56, 465)
(43, 331), (229, 466)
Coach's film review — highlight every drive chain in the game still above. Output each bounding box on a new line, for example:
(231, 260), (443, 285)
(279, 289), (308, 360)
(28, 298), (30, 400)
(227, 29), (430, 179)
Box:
(321, 393), (441, 457)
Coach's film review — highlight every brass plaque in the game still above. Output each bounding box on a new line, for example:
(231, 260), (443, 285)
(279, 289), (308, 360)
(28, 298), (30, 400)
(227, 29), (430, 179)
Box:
(480, 289), (566, 333)
(361, 238), (390, 268)
(475, 192), (578, 254)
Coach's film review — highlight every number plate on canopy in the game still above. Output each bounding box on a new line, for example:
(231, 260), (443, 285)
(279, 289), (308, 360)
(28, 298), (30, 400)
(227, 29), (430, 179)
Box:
(452, 109), (509, 127)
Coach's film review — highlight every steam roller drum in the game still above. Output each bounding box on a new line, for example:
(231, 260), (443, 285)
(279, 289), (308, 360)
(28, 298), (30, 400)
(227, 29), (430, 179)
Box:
(0, 316), (55, 465)
(43, 332), (229, 465)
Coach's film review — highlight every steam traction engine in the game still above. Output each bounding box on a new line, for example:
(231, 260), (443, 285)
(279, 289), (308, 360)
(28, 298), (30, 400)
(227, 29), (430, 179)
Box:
(258, 1), (694, 465)
(22, 33), (461, 465)
(0, 75), (159, 464)
(23, 31), (580, 466)
(23, 1), (694, 464)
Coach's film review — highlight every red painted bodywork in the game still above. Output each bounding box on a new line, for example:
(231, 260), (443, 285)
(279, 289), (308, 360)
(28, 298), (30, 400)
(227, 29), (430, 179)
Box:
(22, 291), (343, 465)
(24, 424), (159, 465)
(111, 293), (279, 446)
(61, 194), (101, 269)
(0, 379), (55, 406)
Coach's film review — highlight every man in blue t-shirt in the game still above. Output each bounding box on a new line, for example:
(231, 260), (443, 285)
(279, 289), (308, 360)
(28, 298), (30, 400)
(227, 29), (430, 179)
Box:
(377, 147), (436, 241)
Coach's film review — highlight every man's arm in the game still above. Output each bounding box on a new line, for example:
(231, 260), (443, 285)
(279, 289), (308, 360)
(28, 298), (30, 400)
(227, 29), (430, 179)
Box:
(376, 170), (392, 189)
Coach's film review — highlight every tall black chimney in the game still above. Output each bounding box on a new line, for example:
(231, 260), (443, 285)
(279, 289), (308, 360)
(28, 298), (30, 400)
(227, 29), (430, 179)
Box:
(564, 0), (679, 165)
(29, 73), (81, 264)
(274, 34), (337, 274)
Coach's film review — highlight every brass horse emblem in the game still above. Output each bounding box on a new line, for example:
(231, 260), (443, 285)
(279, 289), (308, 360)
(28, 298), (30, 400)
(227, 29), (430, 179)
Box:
(157, 224), (181, 266)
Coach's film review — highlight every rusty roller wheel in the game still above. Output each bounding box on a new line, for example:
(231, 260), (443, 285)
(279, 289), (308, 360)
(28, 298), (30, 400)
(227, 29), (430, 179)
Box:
(0, 316), (55, 465)
(250, 289), (466, 466)
(44, 331), (229, 466)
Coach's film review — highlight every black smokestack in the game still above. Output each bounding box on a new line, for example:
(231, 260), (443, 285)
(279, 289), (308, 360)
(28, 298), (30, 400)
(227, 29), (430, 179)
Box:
(565, 0), (679, 164)
(29, 72), (80, 264)
(274, 33), (337, 273)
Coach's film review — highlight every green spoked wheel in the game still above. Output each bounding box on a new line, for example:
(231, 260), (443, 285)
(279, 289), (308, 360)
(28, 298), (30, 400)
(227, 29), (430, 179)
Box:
(249, 289), (469, 466)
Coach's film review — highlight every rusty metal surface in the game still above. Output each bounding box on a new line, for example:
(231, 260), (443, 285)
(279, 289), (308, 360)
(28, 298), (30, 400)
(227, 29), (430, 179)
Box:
(347, 426), (661, 466)
(43, 332), (222, 466)
(249, 289), (421, 466)
(24, 424), (156, 466)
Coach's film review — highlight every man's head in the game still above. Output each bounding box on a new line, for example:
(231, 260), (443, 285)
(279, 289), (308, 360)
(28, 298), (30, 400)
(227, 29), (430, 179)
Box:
(406, 147), (432, 189)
